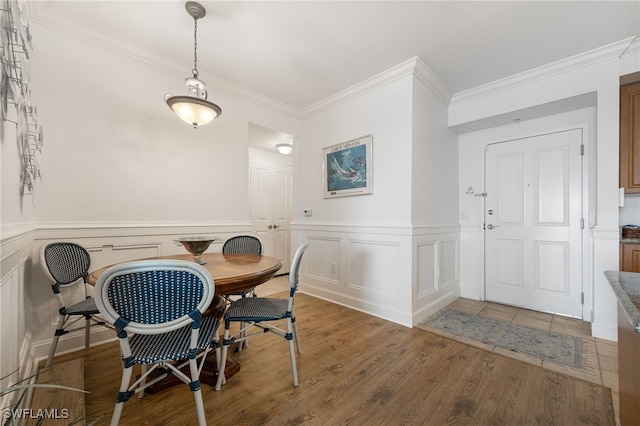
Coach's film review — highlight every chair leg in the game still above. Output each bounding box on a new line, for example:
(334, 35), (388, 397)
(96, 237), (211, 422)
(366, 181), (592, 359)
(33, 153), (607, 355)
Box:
(84, 315), (91, 349)
(238, 321), (246, 351)
(286, 318), (299, 387)
(46, 315), (66, 368)
(138, 365), (147, 399)
(193, 387), (207, 426)
(186, 357), (207, 425)
(215, 329), (230, 391)
(111, 364), (133, 426)
(292, 313), (301, 354)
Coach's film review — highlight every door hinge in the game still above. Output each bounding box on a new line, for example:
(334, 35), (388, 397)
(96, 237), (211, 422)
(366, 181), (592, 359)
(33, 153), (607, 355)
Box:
(581, 292), (584, 304)
(580, 144), (585, 156)
(580, 218), (584, 230)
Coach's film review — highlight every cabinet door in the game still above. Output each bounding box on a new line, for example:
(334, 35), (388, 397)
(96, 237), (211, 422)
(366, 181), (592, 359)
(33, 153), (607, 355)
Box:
(621, 243), (640, 272)
(620, 81), (640, 193)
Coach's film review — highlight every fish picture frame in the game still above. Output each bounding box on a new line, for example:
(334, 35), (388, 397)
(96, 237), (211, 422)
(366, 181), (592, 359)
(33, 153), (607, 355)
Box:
(323, 134), (373, 199)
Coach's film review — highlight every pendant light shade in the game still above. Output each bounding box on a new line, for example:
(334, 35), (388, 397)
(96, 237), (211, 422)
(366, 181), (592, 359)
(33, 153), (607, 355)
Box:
(165, 2), (222, 128)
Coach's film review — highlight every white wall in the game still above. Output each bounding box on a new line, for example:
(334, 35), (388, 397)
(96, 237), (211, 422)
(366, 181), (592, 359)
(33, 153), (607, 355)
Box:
(1, 16), (303, 372)
(29, 23), (300, 226)
(452, 38), (640, 341)
(411, 72), (460, 320)
(458, 106), (596, 312)
(293, 60), (459, 326)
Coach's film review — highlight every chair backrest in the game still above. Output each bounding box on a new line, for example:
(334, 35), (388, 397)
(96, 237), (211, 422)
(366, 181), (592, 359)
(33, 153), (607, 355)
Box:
(289, 242), (310, 293)
(94, 260), (215, 335)
(40, 242), (91, 286)
(222, 235), (262, 255)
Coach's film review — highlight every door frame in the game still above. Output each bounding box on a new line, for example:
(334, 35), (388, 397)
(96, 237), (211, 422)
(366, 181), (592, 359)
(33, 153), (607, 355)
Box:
(478, 122), (592, 321)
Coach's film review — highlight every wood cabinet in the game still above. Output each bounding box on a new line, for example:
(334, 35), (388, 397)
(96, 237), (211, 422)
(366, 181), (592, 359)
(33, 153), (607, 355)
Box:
(620, 81), (640, 193)
(621, 243), (640, 272)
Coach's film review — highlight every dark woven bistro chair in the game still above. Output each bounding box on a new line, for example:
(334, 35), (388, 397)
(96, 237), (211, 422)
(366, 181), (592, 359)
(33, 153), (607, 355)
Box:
(221, 235), (262, 298)
(94, 260), (220, 426)
(215, 242), (310, 390)
(40, 242), (111, 368)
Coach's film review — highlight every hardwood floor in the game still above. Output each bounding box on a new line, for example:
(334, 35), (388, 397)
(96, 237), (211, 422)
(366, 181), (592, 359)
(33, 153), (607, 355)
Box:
(49, 284), (615, 425)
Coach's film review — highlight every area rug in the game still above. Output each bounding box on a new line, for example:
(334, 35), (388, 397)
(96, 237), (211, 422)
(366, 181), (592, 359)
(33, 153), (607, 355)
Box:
(420, 308), (584, 370)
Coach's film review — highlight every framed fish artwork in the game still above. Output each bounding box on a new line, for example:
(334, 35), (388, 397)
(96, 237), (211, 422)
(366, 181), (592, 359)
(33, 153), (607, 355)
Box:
(323, 134), (373, 198)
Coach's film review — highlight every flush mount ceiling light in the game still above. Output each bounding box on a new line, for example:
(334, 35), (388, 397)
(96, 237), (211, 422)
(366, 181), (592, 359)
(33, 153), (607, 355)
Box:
(164, 1), (222, 128)
(276, 143), (293, 155)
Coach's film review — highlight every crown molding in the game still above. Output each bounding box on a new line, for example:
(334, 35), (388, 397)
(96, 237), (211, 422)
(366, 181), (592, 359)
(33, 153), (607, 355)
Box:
(301, 56), (451, 119)
(621, 36), (640, 58)
(413, 57), (452, 105)
(450, 37), (638, 106)
(28, 4), (302, 119)
(28, 4), (452, 121)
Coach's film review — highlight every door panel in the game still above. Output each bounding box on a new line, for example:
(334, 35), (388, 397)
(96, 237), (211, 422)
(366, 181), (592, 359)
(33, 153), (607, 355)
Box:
(485, 129), (583, 318)
(250, 158), (292, 274)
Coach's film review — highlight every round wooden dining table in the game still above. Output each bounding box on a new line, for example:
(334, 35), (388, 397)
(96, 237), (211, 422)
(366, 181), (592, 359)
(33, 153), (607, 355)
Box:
(88, 252), (282, 296)
(87, 252), (282, 391)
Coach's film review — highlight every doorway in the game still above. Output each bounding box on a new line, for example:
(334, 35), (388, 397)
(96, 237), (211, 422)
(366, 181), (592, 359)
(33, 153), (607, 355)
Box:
(248, 123), (294, 275)
(484, 128), (584, 318)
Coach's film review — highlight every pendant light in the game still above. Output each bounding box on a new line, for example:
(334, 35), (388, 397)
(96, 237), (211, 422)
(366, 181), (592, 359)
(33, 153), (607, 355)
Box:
(165, 2), (222, 128)
(276, 143), (293, 155)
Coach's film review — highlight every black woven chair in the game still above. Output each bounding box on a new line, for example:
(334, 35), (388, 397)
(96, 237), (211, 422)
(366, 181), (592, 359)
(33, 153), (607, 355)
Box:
(221, 235), (262, 299)
(40, 242), (111, 368)
(215, 242), (310, 390)
(94, 260), (220, 426)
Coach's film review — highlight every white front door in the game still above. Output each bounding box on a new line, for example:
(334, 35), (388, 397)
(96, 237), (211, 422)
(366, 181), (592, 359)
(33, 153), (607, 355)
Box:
(250, 158), (292, 274)
(484, 129), (583, 318)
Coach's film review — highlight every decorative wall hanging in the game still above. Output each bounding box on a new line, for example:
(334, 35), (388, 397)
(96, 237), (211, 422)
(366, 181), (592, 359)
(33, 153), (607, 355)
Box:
(1, 0), (43, 196)
(323, 134), (373, 199)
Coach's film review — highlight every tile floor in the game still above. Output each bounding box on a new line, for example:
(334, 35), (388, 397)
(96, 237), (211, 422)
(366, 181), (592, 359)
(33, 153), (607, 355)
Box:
(432, 297), (619, 425)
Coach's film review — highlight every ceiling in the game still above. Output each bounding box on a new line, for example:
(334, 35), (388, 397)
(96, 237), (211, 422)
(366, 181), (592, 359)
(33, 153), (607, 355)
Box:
(28, 1), (640, 152)
(32, 1), (639, 110)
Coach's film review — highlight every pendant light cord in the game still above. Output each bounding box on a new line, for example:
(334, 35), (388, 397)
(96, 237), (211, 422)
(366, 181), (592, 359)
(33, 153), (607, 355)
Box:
(192, 16), (199, 78)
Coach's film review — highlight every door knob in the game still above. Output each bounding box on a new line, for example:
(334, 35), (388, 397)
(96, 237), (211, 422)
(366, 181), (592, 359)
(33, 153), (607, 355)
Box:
(486, 224), (499, 230)
(273, 224), (280, 229)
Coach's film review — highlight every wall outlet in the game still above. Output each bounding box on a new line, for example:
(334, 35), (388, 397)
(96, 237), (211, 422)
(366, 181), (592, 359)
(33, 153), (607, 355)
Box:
(330, 262), (336, 273)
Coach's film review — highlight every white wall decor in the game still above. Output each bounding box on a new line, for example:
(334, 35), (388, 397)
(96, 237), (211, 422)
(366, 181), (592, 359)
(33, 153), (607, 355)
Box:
(1, 0), (43, 196)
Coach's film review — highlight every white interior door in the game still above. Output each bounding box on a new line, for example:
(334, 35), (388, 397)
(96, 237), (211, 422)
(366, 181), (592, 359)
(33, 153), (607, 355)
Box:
(250, 158), (292, 274)
(484, 129), (583, 318)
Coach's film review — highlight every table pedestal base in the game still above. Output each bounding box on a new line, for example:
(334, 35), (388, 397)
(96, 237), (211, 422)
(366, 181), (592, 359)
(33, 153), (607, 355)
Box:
(144, 355), (240, 393)
(144, 295), (234, 393)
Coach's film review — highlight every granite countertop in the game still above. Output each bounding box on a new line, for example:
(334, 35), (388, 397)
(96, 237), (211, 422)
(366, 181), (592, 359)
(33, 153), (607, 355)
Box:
(605, 270), (640, 333)
(620, 238), (640, 244)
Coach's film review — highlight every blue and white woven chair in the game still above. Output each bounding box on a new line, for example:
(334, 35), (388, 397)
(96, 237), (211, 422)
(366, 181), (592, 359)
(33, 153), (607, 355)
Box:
(215, 242), (310, 390)
(94, 260), (220, 426)
(221, 235), (262, 299)
(40, 242), (111, 368)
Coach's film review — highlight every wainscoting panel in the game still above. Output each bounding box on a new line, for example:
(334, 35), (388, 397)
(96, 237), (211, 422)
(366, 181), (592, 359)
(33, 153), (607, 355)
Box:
(347, 239), (400, 297)
(412, 231), (460, 325)
(0, 227), (35, 412)
(0, 263), (27, 391)
(305, 236), (341, 286)
(440, 238), (459, 288)
(291, 224), (460, 327)
(85, 242), (163, 270)
(29, 224), (250, 362)
(417, 241), (437, 297)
